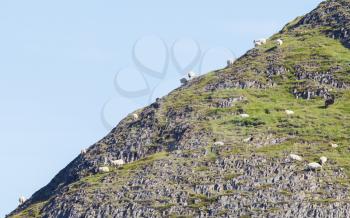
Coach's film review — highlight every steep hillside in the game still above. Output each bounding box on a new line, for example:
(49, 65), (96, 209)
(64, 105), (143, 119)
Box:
(8, 0), (350, 217)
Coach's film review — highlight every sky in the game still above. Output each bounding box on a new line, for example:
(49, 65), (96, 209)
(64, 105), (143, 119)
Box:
(0, 0), (322, 216)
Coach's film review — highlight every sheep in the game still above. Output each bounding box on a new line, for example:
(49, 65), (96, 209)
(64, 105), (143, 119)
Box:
(276, 39), (283, 46)
(214, 141), (225, 146)
(289, 154), (303, 161)
(285, 110), (295, 115)
(180, 78), (188, 85)
(132, 113), (139, 120)
(324, 94), (335, 108)
(240, 114), (250, 118)
(254, 40), (262, 47)
(331, 143), (339, 148)
(307, 162), (322, 170)
(243, 136), (253, 143)
(111, 159), (125, 166)
(188, 71), (196, 80)
(254, 38), (267, 47)
(227, 59), (236, 67)
(320, 156), (328, 165)
(81, 148), (87, 155)
(18, 196), (26, 205)
(98, 166), (110, 173)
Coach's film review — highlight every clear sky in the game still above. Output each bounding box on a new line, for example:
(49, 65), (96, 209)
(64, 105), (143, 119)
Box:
(0, 0), (322, 216)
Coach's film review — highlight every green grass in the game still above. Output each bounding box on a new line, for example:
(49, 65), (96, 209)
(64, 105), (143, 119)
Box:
(11, 201), (47, 218)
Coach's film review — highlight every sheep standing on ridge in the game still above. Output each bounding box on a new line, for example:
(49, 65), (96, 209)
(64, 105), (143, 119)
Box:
(81, 149), (87, 155)
(227, 59), (236, 67)
(188, 71), (196, 80)
(19, 196), (26, 205)
(132, 113), (139, 121)
(254, 38), (267, 47)
(276, 39), (283, 46)
(111, 159), (125, 166)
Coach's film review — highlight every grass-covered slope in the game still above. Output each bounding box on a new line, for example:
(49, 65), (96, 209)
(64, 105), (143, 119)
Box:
(9, 0), (350, 217)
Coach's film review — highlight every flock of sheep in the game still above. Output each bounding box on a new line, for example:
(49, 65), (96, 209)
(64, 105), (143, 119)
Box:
(238, 109), (294, 118)
(97, 158), (125, 173)
(289, 148), (336, 171)
(179, 38), (283, 86)
(17, 37), (337, 206)
(254, 38), (283, 47)
(81, 149), (126, 174)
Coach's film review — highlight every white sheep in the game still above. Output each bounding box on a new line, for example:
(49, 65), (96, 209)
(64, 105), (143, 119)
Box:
(227, 59), (236, 67)
(331, 143), (339, 148)
(188, 71), (196, 80)
(254, 38), (267, 47)
(81, 149), (87, 155)
(132, 113), (139, 120)
(243, 137), (253, 143)
(98, 166), (110, 173)
(289, 154), (303, 161)
(214, 141), (225, 146)
(320, 156), (328, 165)
(285, 110), (295, 115)
(254, 41), (262, 47)
(111, 159), (125, 166)
(18, 196), (26, 205)
(180, 78), (188, 85)
(276, 39), (283, 46)
(240, 114), (250, 118)
(307, 162), (322, 170)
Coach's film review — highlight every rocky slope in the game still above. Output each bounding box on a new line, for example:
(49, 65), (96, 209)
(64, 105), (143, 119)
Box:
(8, 0), (350, 217)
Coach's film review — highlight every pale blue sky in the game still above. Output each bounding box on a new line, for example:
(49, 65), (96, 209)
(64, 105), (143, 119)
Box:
(0, 0), (322, 216)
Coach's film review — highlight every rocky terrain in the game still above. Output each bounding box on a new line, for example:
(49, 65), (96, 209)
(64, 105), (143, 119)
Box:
(8, 0), (350, 217)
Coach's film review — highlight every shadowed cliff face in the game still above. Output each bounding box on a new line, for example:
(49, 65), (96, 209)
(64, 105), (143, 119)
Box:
(8, 0), (350, 217)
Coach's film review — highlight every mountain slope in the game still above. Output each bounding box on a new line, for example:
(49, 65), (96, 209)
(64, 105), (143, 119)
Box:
(8, 0), (350, 217)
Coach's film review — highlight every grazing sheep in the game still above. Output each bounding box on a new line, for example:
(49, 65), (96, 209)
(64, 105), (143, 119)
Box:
(307, 162), (322, 170)
(331, 143), (339, 148)
(214, 141), (225, 146)
(81, 149), (87, 155)
(320, 156), (328, 165)
(276, 39), (283, 46)
(180, 78), (188, 85)
(19, 196), (26, 205)
(240, 114), (250, 118)
(111, 159), (125, 166)
(243, 137), (253, 143)
(98, 166), (110, 173)
(188, 71), (196, 80)
(324, 94), (335, 108)
(289, 154), (303, 161)
(132, 113), (139, 120)
(285, 110), (295, 115)
(254, 38), (267, 47)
